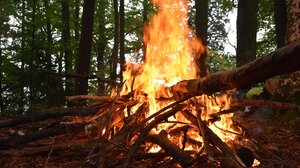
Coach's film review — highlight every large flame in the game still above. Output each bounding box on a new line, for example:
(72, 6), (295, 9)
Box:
(122, 0), (203, 115)
(121, 0), (238, 146)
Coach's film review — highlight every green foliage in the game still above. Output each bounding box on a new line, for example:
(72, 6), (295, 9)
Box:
(257, 0), (276, 56)
(207, 50), (235, 72)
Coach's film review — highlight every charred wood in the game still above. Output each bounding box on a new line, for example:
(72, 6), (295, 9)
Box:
(146, 130), (195, 167)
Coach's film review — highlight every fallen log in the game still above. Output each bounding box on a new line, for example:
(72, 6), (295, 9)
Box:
(0, 123), (86, 149)
(231, 99), (300, 111)
(160, 40), (300, 99)
(0, 141), (92, 156)
(0, 107), (99, 129)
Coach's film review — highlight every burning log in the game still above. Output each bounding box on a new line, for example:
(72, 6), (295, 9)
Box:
(159, 40), (300, 99)
(123, 104), (185, 167)
(146, 130), (195, 167)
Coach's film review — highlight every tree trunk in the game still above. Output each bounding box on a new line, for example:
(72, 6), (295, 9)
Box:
(62, 0), (73, 97)
(43, 0), (53, 71)
(119, 0), (125, 82)
(0, 35), (3, 112)
(29, 0), (37, 105)
(195, 0), (208, 77)
(236, 0), (259, 67)
(44, 0), (62, 105)
(276, 0), (300, 101)
(274, 0), (287, 48)
(285, 0), (300, 45)
(97, 1), (107, 95)
(20, 0), (26, 111)
(74, 0), (80, 42)
(75, 0), (96, 95)
(110, 0), (119, 81)
(142, 0), (148, 62)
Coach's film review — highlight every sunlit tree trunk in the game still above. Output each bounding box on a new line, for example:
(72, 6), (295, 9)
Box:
(75, 0), (96, 95)
(110, 0), (119, 81)
(120, 0), (125, 82)
(285, 0), (300, 45)
(97, 1), (107, 95)
(236, 0), (259, 67)
(62, 0), (73, 97)
(274, 0), (287, 48)
(195, 0), (208, 77)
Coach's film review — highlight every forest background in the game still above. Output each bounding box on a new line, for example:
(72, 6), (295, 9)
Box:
(0, 0), (286, 113)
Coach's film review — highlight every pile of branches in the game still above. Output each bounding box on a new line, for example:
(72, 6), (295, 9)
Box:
(0, 93), (250, 167)
(1, 92), (299, 167)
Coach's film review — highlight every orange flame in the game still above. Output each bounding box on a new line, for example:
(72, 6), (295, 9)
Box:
(121, 0), (239, 146)
(122, 0), (203, 116)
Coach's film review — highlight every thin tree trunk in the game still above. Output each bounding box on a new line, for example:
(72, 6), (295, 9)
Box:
(236, 0), (259, 67)
(274, 0), (287, 48)
(0, 36), (3, 112)
(29, 0), (37, 105)
(110, 0), (119, 81)
(74, 0), (80, 42)
(142, 0), (148, 62)
(62, 0), (73, 97)
(20, 0), (26, 112)
(44, 0), (52, 71)
(75, 0), (96, 95)
(120, 0), (125, 82)
(195, 0), (208, 77)
(44, 0), (61, 105)
(97, 1), (107, 95)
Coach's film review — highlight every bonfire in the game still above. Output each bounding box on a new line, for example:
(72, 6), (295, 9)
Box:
(1, 0), (300, 167)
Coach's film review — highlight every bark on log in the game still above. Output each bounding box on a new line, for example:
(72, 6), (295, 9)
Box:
(0, 123), (86, 148)
(0, 141), (91, 156)
(160, 40), (300, 99)
(232, 99), (300, 111)
(0, 107), (99, 129)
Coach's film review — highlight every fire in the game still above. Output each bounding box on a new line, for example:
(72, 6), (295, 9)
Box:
(121, 0), (239, 149)
(122, 0), (203, 115)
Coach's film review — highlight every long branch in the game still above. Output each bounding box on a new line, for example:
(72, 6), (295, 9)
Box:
(159, 40), (300, 99)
